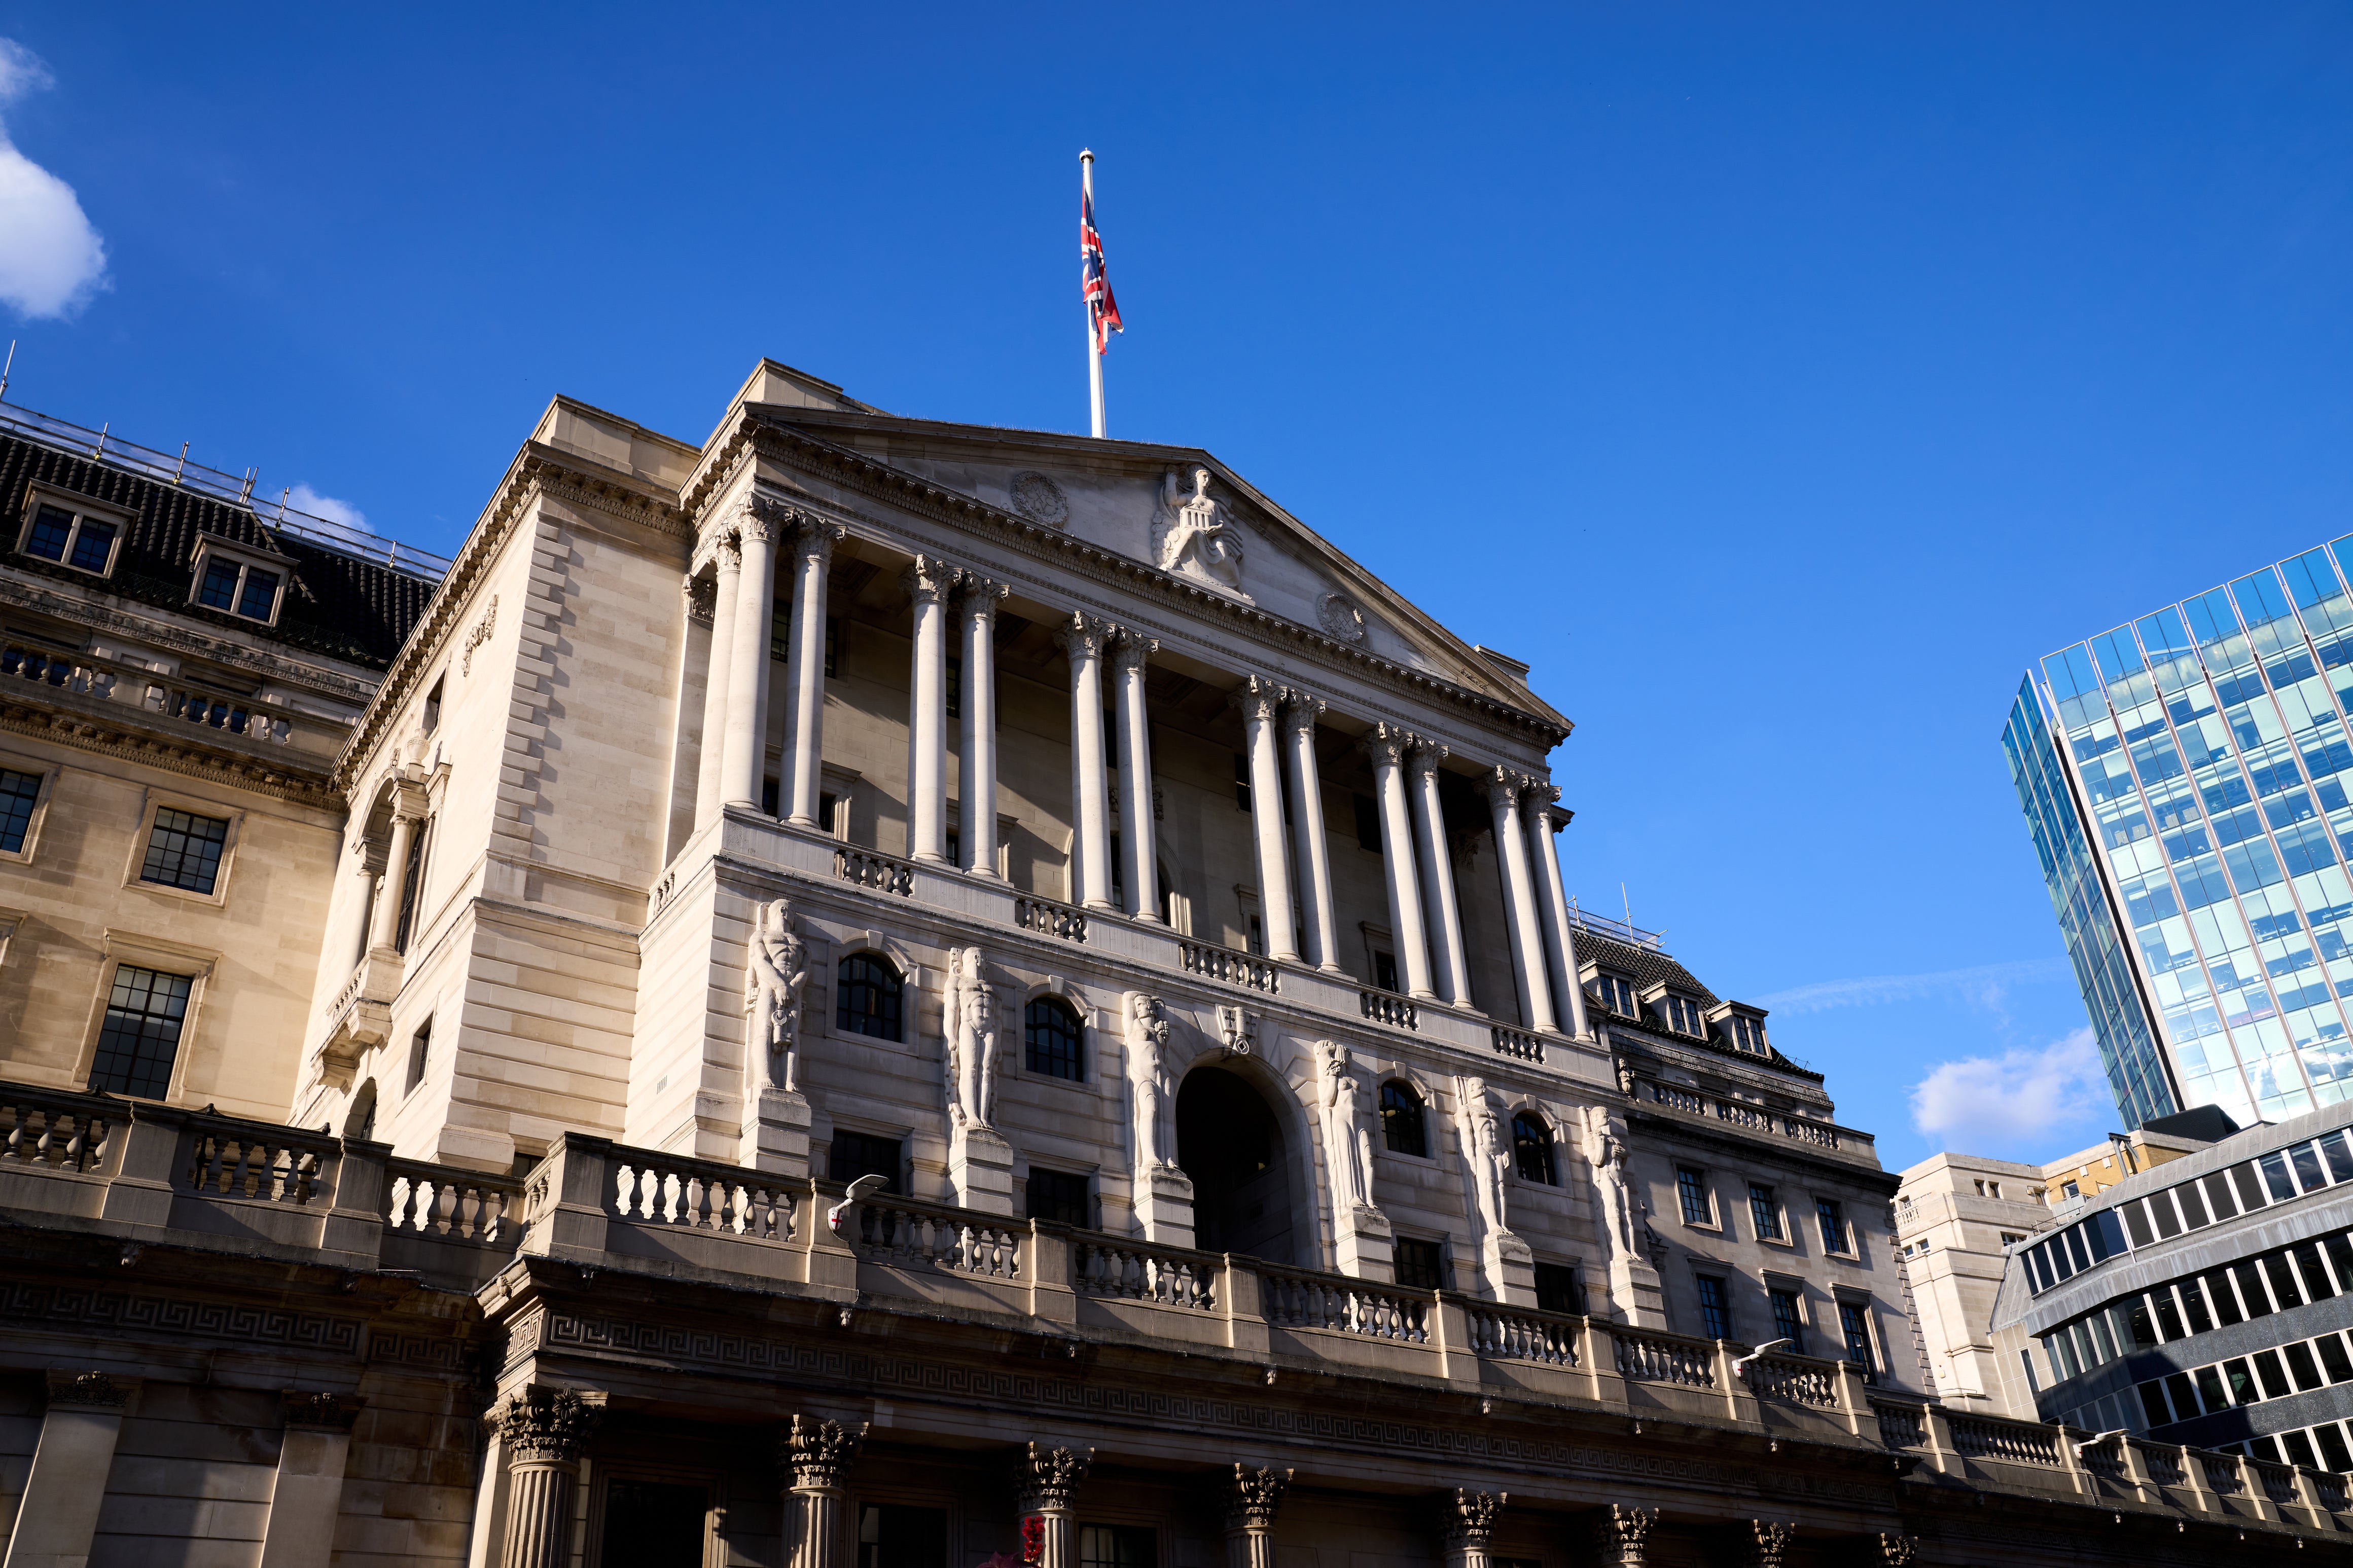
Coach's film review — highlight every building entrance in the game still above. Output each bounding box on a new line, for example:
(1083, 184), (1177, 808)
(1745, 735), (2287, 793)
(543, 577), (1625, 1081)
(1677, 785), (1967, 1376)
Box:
(1176, 1065), (1296, 1265)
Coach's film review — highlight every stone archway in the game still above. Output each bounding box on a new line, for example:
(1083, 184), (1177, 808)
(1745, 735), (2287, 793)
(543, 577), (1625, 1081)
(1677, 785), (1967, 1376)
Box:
(1175, 1064), (1300, 1265)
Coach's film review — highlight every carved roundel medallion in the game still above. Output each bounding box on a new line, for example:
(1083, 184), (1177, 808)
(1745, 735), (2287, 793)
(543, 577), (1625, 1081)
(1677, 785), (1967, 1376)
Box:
(1009, 471), (1069, 529)
(1317, 592), (1368, 643)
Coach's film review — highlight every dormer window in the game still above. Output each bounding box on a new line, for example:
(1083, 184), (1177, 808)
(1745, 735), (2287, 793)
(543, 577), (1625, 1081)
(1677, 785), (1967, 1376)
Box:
(1593, 973), (1637, 1016)
(1726, 1014), (1768, 1054)
(1663, 994), (1707, 1035)
(17, 488), (126, 578)
(187, 537), (287, 626)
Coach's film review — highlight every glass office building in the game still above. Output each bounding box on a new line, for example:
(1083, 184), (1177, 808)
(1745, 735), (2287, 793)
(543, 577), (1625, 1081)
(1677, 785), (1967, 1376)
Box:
(2007, 541), (2353, 1131)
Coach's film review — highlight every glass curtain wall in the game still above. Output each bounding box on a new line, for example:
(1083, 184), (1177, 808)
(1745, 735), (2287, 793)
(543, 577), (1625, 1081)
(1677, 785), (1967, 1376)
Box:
(2013, 540), (2353, 1127)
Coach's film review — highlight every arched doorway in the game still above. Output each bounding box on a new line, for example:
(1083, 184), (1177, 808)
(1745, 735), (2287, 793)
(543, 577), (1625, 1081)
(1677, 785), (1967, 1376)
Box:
(1176, 1065), (1297, 1264)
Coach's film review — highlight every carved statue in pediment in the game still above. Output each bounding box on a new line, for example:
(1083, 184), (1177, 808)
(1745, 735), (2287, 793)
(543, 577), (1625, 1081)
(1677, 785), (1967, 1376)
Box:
(1152, 467), (1244, 595)
(743, 899), (805, 1095)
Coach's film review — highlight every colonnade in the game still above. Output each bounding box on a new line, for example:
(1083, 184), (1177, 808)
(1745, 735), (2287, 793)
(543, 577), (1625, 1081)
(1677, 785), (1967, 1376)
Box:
(682, 495), (1590, 1036)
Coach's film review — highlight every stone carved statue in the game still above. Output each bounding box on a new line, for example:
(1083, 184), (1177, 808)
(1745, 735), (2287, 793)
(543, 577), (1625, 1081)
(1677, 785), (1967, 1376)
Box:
(1579, 1103), (1636, 1258)
(1151, 467), (1244, 595)
(743, 899), (806, 1095)
(944, 947), (1000, 1130)
(1125, 993), (1177, 1172)
(1314, 1041), (1376, 1214)
(1458, 1076), (1509, 1238)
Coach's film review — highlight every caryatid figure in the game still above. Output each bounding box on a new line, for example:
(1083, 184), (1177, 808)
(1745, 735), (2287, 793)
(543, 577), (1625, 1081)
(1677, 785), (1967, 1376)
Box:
(1315, 1041), (1375, 1213)
(743, 898), (806, 1095)
(1460, 1076), (1510, 1238)
(1125, 993), (1177, 1172)
(961, 974), (1000, 1128)
(1579, 1103), (1636, 1259)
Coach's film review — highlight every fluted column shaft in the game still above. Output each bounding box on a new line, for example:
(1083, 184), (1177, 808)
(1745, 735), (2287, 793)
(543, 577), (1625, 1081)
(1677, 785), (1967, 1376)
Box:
(1279, 695), (1341, 970)
(1524, 788), (1589, 1038)
(904, 559), (957, 863)
(1113, 635), (1160, 921)
(694, 544), (740, 831)
(1366, 727), (1436, 999)
(782, 1415), (865, 1568)
(789, 1484), (845, 1568)
(1406, 745), (1471, 1006)
(1483, 773), (1558, 1033)
(1223, 1465), (1291, 1568)
(370, 810), (419, 952)
(724, 517), (781, 808)
(781, 525), (839, 826)
(501, 1456), (578, 1568)
(958, 578), (1005, 879)
(1234, 680), (1300, 962)
(1060, 618), (1115, 910)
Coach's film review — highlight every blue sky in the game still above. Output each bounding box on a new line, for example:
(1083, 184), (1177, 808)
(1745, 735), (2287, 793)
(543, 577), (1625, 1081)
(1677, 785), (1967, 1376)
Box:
(5, 5), (2350, 1169)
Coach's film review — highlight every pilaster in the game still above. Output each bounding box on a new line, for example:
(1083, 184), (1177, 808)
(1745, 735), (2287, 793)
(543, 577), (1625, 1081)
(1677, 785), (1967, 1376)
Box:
(257, 1393), (366, 1568)
(3, 1370), (139, 1568)
(1222, 1465), (1292, 1568)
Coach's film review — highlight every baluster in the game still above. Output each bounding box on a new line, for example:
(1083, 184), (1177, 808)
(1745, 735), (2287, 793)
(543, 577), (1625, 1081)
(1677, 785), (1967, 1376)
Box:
(33, 1112), (57, 1168)
(433, 1180), (460, 1236)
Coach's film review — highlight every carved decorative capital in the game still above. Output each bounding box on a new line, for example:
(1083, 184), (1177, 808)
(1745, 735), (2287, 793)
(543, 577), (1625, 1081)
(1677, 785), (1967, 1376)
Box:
(957, 573), (1010, 614)
(788, 519), (846, 567)
(1441, 1489), (1506, 1548)
(1587, 1505), (1659, 1567)
(683, 571), (718, 623)
(1520, 778), (1561, 810)
(488, 1387), (603, 1464)
(1405, 739), (1449, 778)
(46, 1370), (129, 1409)
(902, 555), (964, 605)
(1736, 1520), (1794, 1568)
(1227, 675), (1284, 725)
(741, 491), (812, 544)
(1278, 688), (1326, 732)
(1360, 721), (1414, 769)
(281, 1391), (365, 1433)
(1863, 1535), (1917, 1568)
(706, 534), (743, 577)
(780, 1413), (867, 1493)
(1223, 1464), (1291, 1532)
(1481, 765), (1538, 811)
(1110, 632), (1158, 674)
(1014, 1442), (1093, 1513)
(1053, 613), (1114, 663)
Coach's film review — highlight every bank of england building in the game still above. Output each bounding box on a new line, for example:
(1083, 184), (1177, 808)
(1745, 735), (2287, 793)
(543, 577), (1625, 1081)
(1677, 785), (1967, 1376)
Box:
(0, 367), (2337, 1567)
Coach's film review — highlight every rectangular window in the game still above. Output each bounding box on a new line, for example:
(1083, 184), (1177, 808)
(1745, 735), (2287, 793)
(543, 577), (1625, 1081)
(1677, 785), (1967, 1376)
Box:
(2225, 1357), (2263, 1405)
(1078, 1525), (1156, 1568)
(394, 819), (430, 955)
(24, 503), (73, 560)
(829, 1131), (901, 1193)
(858, 1503), (946, 1568)
(1534, 1262), (1584, 1315)
(2176, 1180), (2212, 1227)
(2318, 1333), (2353, 1383)
(1816, 1198), (1848, 1254)
(1372, 951), (1399, 993)
(770, 597), (790, 662)
(2260, 1151), (2299, 1201)
(2210, 1269), (2247, 1326)
(195, 555), (280, 621)
(2151, 1287), (2185, 1340)
(1694, 1275), (1730, 1340)
(2291, 1140), (2328, 1193)
(2295, 1239), (2337, 1299)
(2138, 1380), (2173, 1427)
(2235, 1259), (2277, 1317)
(0, 768), (39, 853)
(88, 964), (194, 1099)
(1395, 1236), (1445, 1290)
(1749, 1183), (1781, 1239)
(404, 1019), (432, 1093)
(2180, 1278), (2216, 1334)
(1352, 792), (1381, 852)
(237, 569), (279, 621)
(139, 807), (230, 895)
(2285, 1339), (2325, 1393)
(2203, 1170), (2239, 1221)
(68, 519), (117, 574)
(2127, 1296), (2157, 1345)
(2231, 1159), (2269, 1211)
(22, 501), (119, 576)
(1025, 1168), (1089, 1227)
(2323, 1131), (2353, 1184)
(2322, 1425), (2353, 1472)
(1677, 1166), (1713, 1226)
(1770, 1288), (1806, 1353)
(1837, 1301), (1876, 1377)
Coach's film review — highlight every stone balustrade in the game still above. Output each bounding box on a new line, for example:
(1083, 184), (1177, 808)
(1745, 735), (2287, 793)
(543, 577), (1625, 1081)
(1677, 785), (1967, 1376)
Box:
(1013, 893), (1089, 944)
(1630, 1074), (1876, 1160)
(1, 1079), (2342, 1537)
(2, 642), (299, 746)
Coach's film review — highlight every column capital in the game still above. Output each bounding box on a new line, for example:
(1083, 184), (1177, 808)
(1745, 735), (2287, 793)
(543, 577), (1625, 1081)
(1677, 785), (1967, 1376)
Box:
(1481, 765), (1540, 809)
(1110, 630), (1159, 673)
(1519, 778), (1560, 808)
(1053, 612), (1116, 661)
(1860, 1535), (1916, 1568)
(1227, 675), (1284, 724)
(901, 555), (964, 605)
(1586, 1505), (1660, 1567)
(957, 573), (1011, 612)
(281, 1390), (366, 1433)
(1278, 688), (1326, 731)
(779, 1414), (867, 1494)
(1440, 1489), (1506, 1549)
(1406, 739), (1449, 777)
(1359, 721), (1415, 769)
(488, 1387), (605, 1465)
(683, 570), (718, 624)
(742, 490), (818, 544)
(1223, 1463), (1292, 1531)
(694, 531), (743, 579)
(787, 518), (847, 565)
(1014, 1441), (1093, 1513)
(44, 1370), (132, 1410)
(1733, 1521), (1794, 1568)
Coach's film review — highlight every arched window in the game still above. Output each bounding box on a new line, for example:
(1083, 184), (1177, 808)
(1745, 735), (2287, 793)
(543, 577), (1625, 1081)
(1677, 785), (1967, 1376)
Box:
(1024, 997), (1085, 1081)
(835, 953), (904, 1042)
(1380, 1081), (1427, 1157)
(1512, 1112), (1557, 1185)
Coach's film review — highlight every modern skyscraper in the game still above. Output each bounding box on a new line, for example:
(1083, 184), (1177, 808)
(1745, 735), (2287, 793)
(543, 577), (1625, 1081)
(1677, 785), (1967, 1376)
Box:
(2009, 541), (2353, 1131)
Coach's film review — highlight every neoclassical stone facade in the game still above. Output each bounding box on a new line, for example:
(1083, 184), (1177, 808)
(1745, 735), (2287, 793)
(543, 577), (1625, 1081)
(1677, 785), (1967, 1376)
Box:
(0, 365), (2340, 1566)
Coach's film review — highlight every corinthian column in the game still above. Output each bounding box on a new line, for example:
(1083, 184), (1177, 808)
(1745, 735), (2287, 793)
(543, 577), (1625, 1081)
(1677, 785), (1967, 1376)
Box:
(781, 520), (844, 827)
(724, 501), (785, 809)
(1015, 1443), (1094, 1568)
(958, 575), (1008, 878)
(1112, 633), (1161, 921)
(1441, 1490), (1506, 1568)
(781, 1414), (867, 1568)
(1230, 678), (1300, 963)
(1279, 692), (1341, 970)
(903, 557), (960, 863)
(693, 543), (739, 832)
(1585, 1506), (1660, 1568)
(491, 1388), (604, 1568)
(1482, 769), (1558, 1034)
(1406, 742), (1471, 1007)
(1364, 724), (1436, 1000)
(1222, 1465), (1292, 1568)
(1522, 783), (1590, 1038)
(1057, 616), (1116, 909)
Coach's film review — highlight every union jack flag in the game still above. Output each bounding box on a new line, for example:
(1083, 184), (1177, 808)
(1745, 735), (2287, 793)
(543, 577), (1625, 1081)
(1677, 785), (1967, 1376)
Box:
(1082, 188), (1122, 354)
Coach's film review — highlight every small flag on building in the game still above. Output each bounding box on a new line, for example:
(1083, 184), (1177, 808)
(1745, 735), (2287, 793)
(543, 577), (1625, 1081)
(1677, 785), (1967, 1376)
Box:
(1081, 185), (1122, 354)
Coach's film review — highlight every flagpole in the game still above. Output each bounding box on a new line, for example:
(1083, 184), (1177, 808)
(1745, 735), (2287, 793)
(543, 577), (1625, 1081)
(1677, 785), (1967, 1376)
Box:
(1082, 148), (1106, 440)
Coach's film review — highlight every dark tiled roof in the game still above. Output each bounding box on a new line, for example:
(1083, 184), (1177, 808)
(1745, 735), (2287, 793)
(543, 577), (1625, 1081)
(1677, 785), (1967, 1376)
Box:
(0, 430), (433, 669)
(1573, 927), (1719, 1003)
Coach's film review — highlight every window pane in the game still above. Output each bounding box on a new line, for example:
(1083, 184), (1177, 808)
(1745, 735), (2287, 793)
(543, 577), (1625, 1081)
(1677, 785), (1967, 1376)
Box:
(138, 807), (230, 895)
(1379, 1081), (1427, 1157)
(1770, 1289), (1806, 1354)
(1078, 1527), (1157, 1568)
(1838, 1302), (1875, 1372)
(1025, 1168), (1089, 1227)
(829, 1132), (900, 1192)
(1749, 1183), (1780, 1238)
(1678, 1166), (1711, 1225)
(0, 768), (39, 853)
(835, 954), (903, 1041)
(1694, 1275), (1729, 1339)
(198, 558), (242, 610)
(1022, 997), (1083, 1081)
(1533, 1262), (1583, 1315)
(88, 965), (193, 1099)
(1511, 1114), (1555, 1184)
(24, 504), (73, 561)
(1394, 1236), (1444, 1289)
(1817, 1198), (1847, 1254)
(236, 568), (279, 620)
(67, 519), (116, 573)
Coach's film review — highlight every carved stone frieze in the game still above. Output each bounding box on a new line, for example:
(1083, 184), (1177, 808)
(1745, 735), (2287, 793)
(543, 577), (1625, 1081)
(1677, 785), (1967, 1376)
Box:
(461, 594), (500, 675)
(46, 1370), (129, 1409)
(1587, 1505), (1659, 1567)
(1008, 471), (1069, 528)
(489, 1386), (603, 1464)
(1441, 1488), (1506, 1548)
(1223, 1464), (1292, 1531)
(1015, 1442), (1093, 1512)
(780, 1413), (867, 1492)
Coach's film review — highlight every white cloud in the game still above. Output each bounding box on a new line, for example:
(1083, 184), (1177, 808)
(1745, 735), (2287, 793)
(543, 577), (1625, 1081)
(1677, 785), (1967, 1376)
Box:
(1909, 1028), (2110, 1151)
(0, 39), (108, 320)
(287, 485), (367, 531)
(1751, 957), (2071, 1015)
